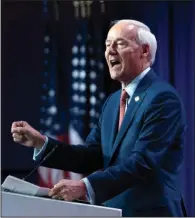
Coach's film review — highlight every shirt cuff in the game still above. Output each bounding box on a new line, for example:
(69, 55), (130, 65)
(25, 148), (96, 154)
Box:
(82, 178), (95, 204)
(33, 136), (48, 161)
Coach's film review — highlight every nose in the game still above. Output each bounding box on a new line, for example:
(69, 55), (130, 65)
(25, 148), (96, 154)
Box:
(106, 44), (117, 55)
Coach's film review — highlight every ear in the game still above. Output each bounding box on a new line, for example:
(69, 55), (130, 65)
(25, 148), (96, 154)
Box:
(141, 44), (150, 59)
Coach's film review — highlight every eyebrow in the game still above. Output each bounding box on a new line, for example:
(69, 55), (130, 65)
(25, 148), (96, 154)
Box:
(105, 38), (127, 43)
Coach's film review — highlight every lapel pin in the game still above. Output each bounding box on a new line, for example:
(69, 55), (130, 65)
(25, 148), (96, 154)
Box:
(135, 96), (140, 102)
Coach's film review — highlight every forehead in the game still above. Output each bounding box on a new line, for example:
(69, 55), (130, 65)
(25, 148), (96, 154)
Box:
(106, 23), (137, 41)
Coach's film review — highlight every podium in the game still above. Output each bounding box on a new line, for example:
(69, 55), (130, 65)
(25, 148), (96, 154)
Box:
(2, 191), (122, 216)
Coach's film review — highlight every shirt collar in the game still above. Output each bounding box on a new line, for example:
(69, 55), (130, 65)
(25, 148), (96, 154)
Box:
(122, 67), (151, 97)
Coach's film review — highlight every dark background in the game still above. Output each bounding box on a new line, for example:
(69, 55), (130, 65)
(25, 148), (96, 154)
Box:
(1, 0), (194, 216)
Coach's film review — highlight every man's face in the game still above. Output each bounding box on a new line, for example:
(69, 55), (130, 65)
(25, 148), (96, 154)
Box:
(105, 23), (143, 84)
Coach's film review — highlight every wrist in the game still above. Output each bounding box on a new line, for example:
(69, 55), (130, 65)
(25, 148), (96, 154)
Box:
(36, 133), (46, 149)
(79, 180), (87, 197)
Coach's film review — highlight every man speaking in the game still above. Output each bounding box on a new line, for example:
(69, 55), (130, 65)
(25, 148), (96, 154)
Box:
(11, 19), (187, 217)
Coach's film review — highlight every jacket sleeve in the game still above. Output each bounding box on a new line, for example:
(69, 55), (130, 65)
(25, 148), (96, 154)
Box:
(35, 95), (112, 174)
(86, 92), (187, 204)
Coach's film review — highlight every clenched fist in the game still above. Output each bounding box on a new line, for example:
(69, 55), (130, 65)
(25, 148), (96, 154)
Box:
(11, 121), (46, 148)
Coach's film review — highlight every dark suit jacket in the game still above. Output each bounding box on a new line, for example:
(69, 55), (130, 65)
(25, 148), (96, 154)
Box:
(39, 69), (187, 217)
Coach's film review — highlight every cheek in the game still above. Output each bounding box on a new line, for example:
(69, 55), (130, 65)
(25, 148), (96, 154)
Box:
(123, 49), (140, 63)
(121, 53), (133, 65)
(132, 47), (142, 58)
(121, 54), (137, 71)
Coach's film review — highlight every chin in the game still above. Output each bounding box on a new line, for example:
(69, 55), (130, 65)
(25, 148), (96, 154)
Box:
(110, 71), (123, 81)
(110, 74), (119, 81)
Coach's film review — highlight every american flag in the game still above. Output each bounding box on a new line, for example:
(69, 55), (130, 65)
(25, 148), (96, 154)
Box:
(38, 0), (106, 187)
(68, 19), (106, 179)
(38, 0), (70, 188)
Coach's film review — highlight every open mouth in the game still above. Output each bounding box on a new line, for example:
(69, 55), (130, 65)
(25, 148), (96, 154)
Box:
(110, 60), (121, 68)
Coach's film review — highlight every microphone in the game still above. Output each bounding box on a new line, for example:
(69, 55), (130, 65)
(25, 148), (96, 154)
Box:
(22, 144), (59, 181)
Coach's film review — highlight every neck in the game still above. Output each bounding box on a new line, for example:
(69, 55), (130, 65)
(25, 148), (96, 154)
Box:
(121, 65), (150, 87)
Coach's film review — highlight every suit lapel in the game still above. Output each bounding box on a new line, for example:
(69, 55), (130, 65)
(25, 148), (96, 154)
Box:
(110, 92), (146, 158)
(108, 69), (158, 165)
(108, 91), (120, 154)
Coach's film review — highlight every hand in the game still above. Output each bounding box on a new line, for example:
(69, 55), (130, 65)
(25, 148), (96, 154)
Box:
(49, 179), (87, 201)
(11, 121), (46, 148)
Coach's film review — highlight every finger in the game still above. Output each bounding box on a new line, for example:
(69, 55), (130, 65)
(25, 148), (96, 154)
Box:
(11, 121), (28, 133)
(51, 194), (61, 199)
(50, 189), (65, 199)
(13, 137), (23, 143)
(49, 179), (69, 196)
(59, 187), (74, 201)
(52, 190), (67, 200)
(53, 180), (67, 190)
(52, 196), (59, 200)
(59, 188), (68, 199)
(11, 121), (20, 133)
(12, 127), (27, 134)
(49, 186), (63, 196)
(12, 133), (24, 140)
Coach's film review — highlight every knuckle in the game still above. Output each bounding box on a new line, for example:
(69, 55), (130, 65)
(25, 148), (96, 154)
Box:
(13, 138), (18, 142)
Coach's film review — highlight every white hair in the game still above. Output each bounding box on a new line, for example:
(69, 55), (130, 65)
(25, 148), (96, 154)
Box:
(115, 19), (157, 65)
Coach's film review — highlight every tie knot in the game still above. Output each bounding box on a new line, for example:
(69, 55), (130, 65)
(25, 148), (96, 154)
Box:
(120, 89), (129, 102)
